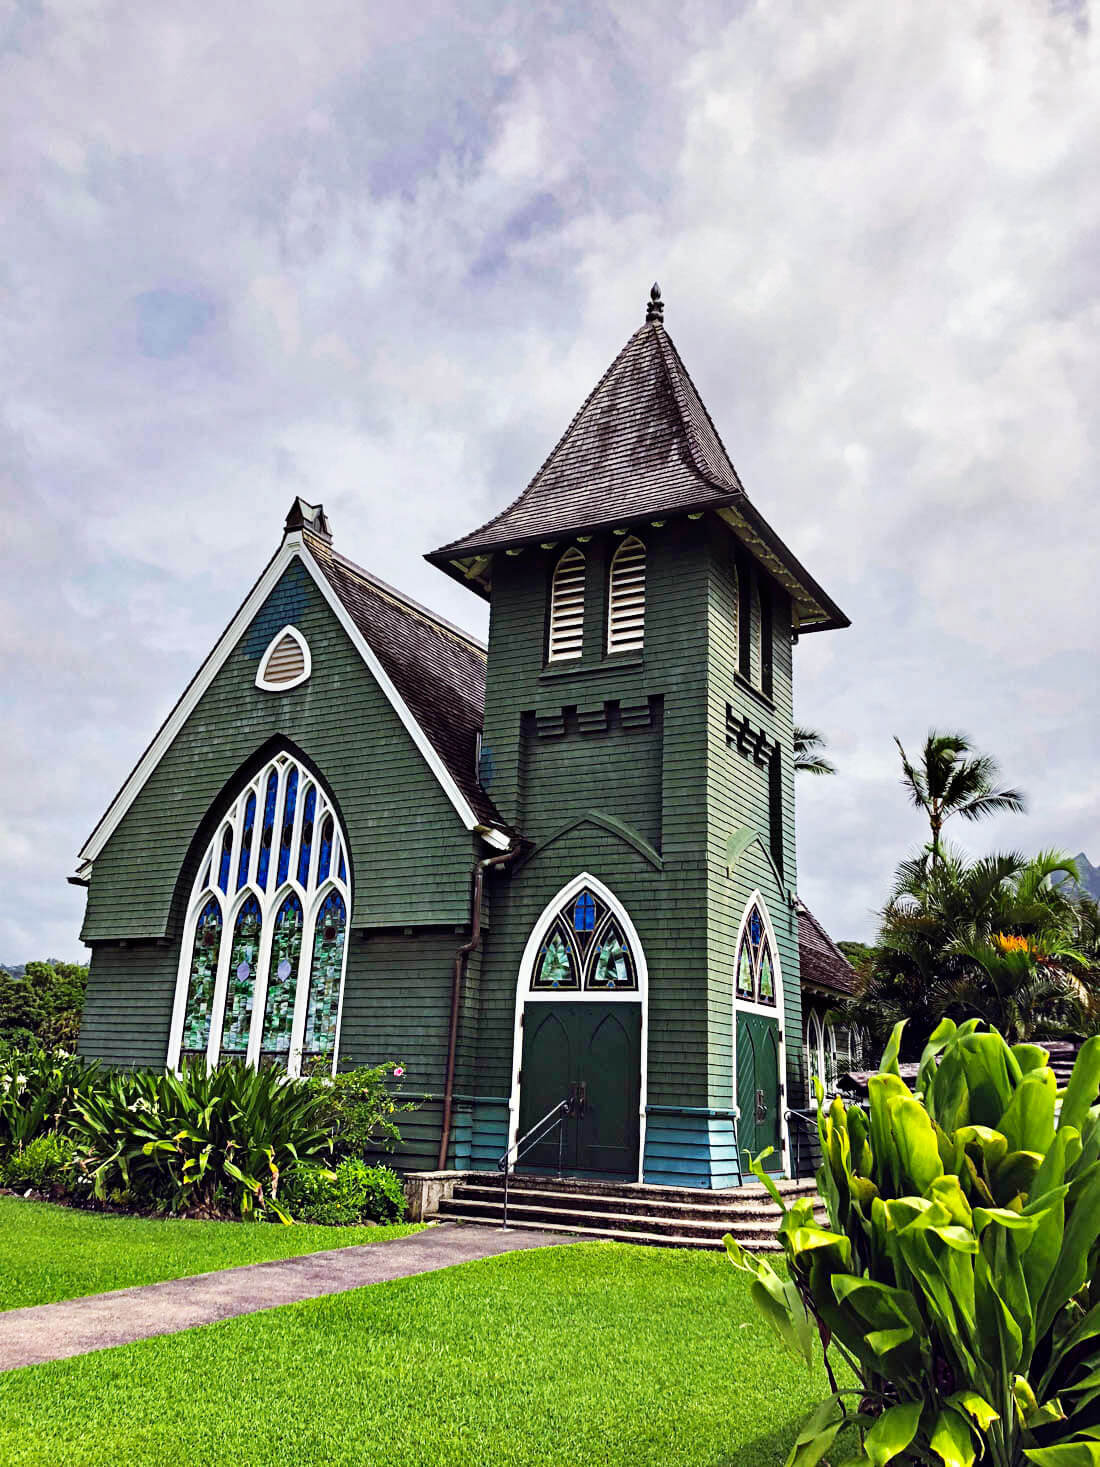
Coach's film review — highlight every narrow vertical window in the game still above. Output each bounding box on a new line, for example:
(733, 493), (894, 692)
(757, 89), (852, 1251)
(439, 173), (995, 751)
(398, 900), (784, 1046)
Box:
(256, 772), (278, 890)
(317, 814), (334, 883)
(735, 548), (752, 678)
(760, 574), (774, 698)
(303, 890), (346, 1060)
(276, 768), (299, 886)
(260, 893), (304, 1065)
(297, 786), (317, 887)
(181, 898), (222, 1059)
(547, 547), (586, 662)
(607, 536), (646, 654)
(236, 793), (256, 890)
(217, 826), (233, 894)
(768, 748), (784, 881)
(220, 896), (263, 1054)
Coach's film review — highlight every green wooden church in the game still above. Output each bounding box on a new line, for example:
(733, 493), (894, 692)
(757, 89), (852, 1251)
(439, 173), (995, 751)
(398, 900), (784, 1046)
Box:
(73, 286), (856, 1189)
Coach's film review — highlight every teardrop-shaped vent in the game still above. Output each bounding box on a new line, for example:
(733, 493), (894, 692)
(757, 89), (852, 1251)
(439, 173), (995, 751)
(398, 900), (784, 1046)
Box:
(256, 626), (311, 691)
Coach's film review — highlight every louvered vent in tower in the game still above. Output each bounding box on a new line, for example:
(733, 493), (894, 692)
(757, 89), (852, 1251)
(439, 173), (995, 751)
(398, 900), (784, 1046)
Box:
(548, 547), (586, 662)
(607, 537), (646, 654)
(256, 626), (311, 691)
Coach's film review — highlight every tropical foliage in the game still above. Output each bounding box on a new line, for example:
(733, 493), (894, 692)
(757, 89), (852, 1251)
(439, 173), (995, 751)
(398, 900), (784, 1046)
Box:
(0, 960), (87, 1049)
(304, 1059), (415, 1158)
(794, 726), (836, 777)
(279, 1157), (407, 1225)
(848, 848), (1097, 1053)
(894, 731), (1025, 866)
(728, 1020), (1100, 1467)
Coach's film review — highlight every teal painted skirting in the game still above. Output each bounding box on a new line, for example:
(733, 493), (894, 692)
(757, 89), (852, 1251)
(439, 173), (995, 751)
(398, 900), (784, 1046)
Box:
(643, 1108), (744, 1189)
(470, 1098), (511, 1172)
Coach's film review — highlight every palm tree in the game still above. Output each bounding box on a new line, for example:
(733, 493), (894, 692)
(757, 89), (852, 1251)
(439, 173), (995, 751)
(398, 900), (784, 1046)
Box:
(893, 730), (1025, 867)
(794, 726), (836, 776)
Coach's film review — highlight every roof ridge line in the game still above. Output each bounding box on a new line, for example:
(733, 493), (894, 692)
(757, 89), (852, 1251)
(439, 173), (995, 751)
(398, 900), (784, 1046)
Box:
(308, 533), (487, 657)
(651, 324), (744, 497)
(431, 325), (652, 557)
(798, 899), (855, 967)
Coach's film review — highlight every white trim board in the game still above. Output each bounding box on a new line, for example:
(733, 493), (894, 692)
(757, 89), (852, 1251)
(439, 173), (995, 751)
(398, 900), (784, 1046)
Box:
(75, 533), (506, 873)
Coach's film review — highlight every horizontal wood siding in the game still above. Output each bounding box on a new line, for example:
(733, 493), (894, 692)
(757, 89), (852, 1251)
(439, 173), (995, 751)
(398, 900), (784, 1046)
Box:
(78, 944), (179, 1067)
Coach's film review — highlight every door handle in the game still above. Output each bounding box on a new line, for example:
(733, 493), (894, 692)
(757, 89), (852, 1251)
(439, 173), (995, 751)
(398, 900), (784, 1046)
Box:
(755, 1087), (767, 1123)
(571, 1081), (587, 1116)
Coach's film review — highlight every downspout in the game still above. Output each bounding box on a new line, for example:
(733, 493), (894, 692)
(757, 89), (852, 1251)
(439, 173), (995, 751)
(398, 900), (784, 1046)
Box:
(436, 838), (521, 1169)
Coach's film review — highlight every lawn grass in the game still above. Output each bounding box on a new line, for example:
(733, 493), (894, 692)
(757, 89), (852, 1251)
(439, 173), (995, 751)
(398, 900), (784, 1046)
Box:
(0, 1195), (423, 1310)
(0, 1240), (824, 1467)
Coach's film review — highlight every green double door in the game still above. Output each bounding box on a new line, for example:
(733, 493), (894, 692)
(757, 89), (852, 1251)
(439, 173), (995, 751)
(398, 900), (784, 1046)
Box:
(518, 1002), (641, 1177)
(736, 1012), (782, 1173)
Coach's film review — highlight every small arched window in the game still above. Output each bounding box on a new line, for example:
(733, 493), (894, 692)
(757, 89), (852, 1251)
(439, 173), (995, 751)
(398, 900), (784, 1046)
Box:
(607, 536), (646, 654)
(530, 884), (638, 991)
(735, 899), (777, 1008)
(548, 547), (586, 662)
(171, 752), (351, 1075)
(256, 625), (311, 691)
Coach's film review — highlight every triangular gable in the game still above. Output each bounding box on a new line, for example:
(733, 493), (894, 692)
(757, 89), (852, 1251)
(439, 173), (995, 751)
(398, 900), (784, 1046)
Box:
(74, 532), (509, 878)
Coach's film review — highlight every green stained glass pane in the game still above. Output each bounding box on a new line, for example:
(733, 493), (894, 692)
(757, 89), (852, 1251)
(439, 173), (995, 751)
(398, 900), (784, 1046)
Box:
(758, 946), (775, 1004)
(181, 898), (222, 1055)
(737, 938), (755, 998)
(220, 897), (263, 1054)
(591, 924), (635, 989)
(303, 891), (346, 1058)
(533, 928), (578, 989)
(260, 894), (304, 1061)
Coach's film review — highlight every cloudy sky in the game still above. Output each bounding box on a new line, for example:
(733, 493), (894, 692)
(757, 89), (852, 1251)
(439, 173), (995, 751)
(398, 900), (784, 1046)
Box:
(2, 0), (1098, 962)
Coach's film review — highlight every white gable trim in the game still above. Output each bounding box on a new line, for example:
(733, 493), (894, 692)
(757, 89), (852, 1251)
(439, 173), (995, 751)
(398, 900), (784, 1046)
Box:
(76, 534), (504, 871)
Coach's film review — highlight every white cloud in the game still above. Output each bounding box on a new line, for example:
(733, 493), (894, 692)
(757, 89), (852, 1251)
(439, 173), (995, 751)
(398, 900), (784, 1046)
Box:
(1, 0), (1097, 961)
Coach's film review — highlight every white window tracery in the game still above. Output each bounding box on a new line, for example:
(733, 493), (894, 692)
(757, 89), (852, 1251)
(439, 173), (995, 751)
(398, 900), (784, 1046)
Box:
(169, 752), (350, 1075)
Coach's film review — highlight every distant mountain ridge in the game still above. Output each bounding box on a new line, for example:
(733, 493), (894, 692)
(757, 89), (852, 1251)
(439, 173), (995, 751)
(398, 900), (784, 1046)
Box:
(1061, 853), (1100, 903)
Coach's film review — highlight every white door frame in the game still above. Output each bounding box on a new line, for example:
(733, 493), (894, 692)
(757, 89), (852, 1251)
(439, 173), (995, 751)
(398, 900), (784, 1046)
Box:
(508, 871), (648, 1182)
(732, 890), (790, 1175)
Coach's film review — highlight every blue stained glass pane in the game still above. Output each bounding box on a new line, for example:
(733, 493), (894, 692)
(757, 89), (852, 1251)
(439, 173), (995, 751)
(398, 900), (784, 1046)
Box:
(277, 769), (299, 886)
(573, 892), (596, 931)
(297, 786), (316, 887)
(317, 815), (333, 883)
(217, 827), (232, 894)
(257, 772), (278, 890)
(236, 793), (256, 890)
(750, 909), (763, 945)
(338, 848), (346, 882)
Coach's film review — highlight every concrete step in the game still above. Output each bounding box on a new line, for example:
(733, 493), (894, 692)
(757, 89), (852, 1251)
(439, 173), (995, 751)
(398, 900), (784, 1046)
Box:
(461, 1171), (819, 1205)
(436, 1212), (785, 1252)
(451, 1183), (825, 1226)
(439, 1195), (803, 1241)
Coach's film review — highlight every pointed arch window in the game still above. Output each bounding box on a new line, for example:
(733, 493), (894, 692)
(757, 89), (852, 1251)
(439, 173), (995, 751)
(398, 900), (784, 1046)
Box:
(529, 885), (638, 991)
(548, 547), (586, 662)
(171, 752), (351, 1076)
(256, 625), (311, 691)
(736, 900), (778, 1008)
(607, 536), (646, 655)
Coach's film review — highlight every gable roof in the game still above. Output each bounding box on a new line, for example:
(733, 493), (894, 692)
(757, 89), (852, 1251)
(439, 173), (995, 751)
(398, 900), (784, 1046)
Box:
(305, 532), (502, 831)
(74, 524), (510, 879)
(798, 900), (858, 997)
(427, 303), (849, 633)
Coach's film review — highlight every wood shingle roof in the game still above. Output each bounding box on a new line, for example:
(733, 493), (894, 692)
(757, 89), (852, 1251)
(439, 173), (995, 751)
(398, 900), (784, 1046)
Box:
(797, 900), (858, 998)
(428, 301), (848, 633)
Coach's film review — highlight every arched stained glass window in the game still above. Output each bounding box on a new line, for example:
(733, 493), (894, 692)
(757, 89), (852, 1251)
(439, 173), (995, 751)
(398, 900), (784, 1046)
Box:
(220, 897), (263, 1054)
(529, 885), (639, 992)
(303, 890), (345, 1059)
(736, 899), (777, 1007)
(175, 753), (351, 1076)
(217, 827), (233, 894)
(297, 786), (317, 887)
(256, 772), (279, 890)
(236, 793), (256, 890)
(181, 898), (222, 1058)
(317, 814), (333, 884)
(260, 893), (304, 1064)
(277, 768), (299, 887)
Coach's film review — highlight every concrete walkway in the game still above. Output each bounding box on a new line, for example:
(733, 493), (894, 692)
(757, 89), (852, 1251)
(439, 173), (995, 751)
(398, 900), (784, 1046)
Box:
(0, 1222), (569, 1372)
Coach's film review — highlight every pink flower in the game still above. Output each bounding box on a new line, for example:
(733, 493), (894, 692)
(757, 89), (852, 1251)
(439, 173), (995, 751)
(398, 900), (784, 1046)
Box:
(393, 1066), (405, 1078)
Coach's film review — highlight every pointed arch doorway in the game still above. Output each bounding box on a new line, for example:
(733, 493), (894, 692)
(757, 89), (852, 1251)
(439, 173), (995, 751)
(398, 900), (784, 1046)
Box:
(510, 874), (646, 1181)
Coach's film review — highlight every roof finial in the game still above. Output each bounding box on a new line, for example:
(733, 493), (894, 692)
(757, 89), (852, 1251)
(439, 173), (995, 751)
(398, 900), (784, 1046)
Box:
(645, 281), (664, 324)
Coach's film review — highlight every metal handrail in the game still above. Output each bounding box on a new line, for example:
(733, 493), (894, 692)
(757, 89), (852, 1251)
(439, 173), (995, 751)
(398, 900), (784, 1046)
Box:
(497, 1095), (576, 1230)
(785, 1107), (818, 1181)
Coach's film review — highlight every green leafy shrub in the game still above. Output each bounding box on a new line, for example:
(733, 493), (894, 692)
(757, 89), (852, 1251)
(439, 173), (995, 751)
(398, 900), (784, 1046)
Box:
(0, 1046), (99, 1153)
(305, 1060), (416, 1158)
(727, 1020), (1100, 1467)
(0, 1133), (74, 1190)
(281, 1158), (407, 1225)
(69, 1061), (331, 1222)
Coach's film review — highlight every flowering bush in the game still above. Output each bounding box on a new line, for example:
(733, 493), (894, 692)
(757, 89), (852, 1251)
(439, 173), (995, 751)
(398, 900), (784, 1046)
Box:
(304, 1060), (416, 1159)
